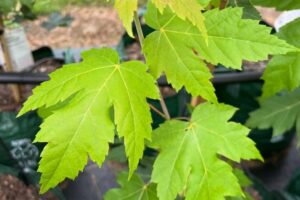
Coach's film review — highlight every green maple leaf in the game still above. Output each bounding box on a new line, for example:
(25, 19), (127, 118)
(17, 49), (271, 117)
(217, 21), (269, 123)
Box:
(149, 103), (262, 200)
(250, 0), (300, 11)
(247, 87), (300, 136)
(228, 0), (261, 20)
(104, 172), (158, 200)
(18, 48), (159, 193)
(144, 5), (296, 69)
(262, 53), (300, 98)
(114, 0), (138, 37)
(262, 18), (300, 98)
(151, 0), (207, 39)
(143, 5), (296, 103)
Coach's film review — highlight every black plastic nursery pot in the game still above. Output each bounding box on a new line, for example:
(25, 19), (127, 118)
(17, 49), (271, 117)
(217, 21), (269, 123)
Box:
(0, 110), (44, 186)
(0, 50), (66, 199)
(0, 111), (41, 168)
(0, 80), (45, 186)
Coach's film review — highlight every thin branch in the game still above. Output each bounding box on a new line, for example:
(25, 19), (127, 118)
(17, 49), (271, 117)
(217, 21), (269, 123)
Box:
(133, 11), (171, 120)
(220, 0), (228, 9)
(149, 103), (168, 120)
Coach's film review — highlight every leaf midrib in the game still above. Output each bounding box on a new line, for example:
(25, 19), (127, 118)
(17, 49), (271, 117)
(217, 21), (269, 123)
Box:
(190, 127), (209, 199)
(164, 29), (287, 48)
(261, 100), (300, 120)
(23, 64), (116, 113)
(118, 68), (139, 172)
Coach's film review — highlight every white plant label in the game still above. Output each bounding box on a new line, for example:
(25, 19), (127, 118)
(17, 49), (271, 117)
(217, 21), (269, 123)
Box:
(3, 26), (34, 72)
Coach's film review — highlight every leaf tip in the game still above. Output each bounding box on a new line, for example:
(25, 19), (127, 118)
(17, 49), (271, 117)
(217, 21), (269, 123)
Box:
(16, 108), (27, 118)
(127, 169), (134, 181)
(39, 183), (50, 195)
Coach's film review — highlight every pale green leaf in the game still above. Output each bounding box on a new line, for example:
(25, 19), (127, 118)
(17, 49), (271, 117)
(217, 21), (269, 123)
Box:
(104, 172), (158, 200)
(250, 0), (300, 11)
(114, 0), (137, 37)
(228, 0), (261, 20)
(144, 3), (217, 103)
(150, 103), (262, 200)
(262, 18), (300, 98)
(247, 87), (300, 136)
(144, 6), (296, 70)
(144, 6), (295, 102)
(19, 48), (159, 193)
(151, 0), (207, 39)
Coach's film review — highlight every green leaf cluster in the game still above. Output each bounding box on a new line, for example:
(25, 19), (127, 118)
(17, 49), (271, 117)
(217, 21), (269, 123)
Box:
(248, 18), (300, 139)
(18, 1), (300, 198)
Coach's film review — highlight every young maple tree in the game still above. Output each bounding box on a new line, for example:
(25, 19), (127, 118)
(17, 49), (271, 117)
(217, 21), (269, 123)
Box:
(17, 0), (300, 199)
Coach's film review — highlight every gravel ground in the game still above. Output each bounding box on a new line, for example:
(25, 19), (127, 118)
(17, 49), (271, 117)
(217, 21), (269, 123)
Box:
(0, 175), (57, 200)
(23, 6), (124, 49)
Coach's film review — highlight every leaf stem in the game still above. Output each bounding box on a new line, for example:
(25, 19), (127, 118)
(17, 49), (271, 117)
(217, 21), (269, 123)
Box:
(133, 11), (171, 120)
(159, 93), (171, 120)
(133, 11), (144, 44)
(148, 103), (168, 120)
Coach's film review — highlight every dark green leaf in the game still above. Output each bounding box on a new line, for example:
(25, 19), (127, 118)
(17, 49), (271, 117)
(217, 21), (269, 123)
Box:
(247, 87), (300, 136)
(228, 0), (261, 20)
(262, 18), (300, 98)
(104, 172), (158, 200)
(250, 0), (300, 11)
